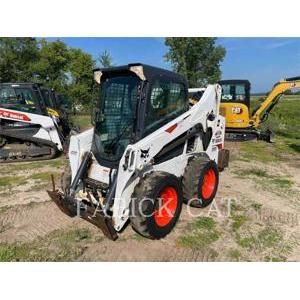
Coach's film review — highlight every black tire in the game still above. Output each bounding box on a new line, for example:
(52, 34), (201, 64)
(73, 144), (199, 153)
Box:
(130, 171), (183, 239)
(182, 157), (219, 208)
(61, 161), (72, 193)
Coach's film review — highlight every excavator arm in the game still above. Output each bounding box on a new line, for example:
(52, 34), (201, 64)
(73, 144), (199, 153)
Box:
(250, 77), (300, 127)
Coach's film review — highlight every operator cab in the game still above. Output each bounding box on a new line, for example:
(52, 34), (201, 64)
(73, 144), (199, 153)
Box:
(219, 80), (251, 128)
(0, 83), (47, 115)
(92, 63), (188, 167)
(219, 80), (250, 106)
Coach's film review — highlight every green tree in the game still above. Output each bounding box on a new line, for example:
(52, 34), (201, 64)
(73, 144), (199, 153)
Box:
(164, 38), (226, 87)
(0, 38), (97, 111)
(0, 38), (39, 82)
(98, 50), (113, 68)
(68, 48), (95, 110)
(32, 39), (70, 92)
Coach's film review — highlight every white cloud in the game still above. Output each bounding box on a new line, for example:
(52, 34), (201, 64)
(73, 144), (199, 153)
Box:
(263, 40), (295, 49)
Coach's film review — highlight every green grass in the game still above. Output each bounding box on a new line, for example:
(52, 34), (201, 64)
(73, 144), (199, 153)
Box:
(251, 202), (263, 211)
(236, 235), (256, 250)
(0, 176), (27, 188)
(0, 157), (64, 175)
(230, 202), (246, 213)
(30, 172), (60, 182)
(234, 167), (294, 192)
(236, 96), (300, 163)
(0, 228), (94, 262)
(234, 167), (270, 180)
(251, 96), (300, 141)
(0, 170), (61, 193)
(271, 178), (293, 189)
(192, 216), (217, 230)
(51, 228), (92, 243)
(260, 175), (292, 190)
(178, 217), (220, 249)
(71, 114), (92, 131)
(231, 214), (248, 231)
(234, 167), (264, 178)
(257, 227), (283, 248)
(236, 226), (283, 251)
(23, 157), (64, 169)
(228, 249), (242, 261)
(264, 255), (287, 262)
(247, 96), (299, 154)
(226, 200), (297, 261)
(239, 138), (299, 163)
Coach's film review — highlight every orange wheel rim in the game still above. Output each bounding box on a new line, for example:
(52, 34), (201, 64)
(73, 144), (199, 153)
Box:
(201, 169), (216, 200)
(154, 186), (178, 227)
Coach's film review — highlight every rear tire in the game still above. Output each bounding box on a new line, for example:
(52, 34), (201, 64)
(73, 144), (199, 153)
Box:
(182, 157), (219, 208)
(130, 171), (183, 239)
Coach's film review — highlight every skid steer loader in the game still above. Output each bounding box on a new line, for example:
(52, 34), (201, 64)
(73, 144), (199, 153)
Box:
(48, 63), (229, 240)
(0, 82), (72, 162)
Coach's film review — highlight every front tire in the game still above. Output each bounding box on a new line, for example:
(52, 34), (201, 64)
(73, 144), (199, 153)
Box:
(130, 171), (183, 239)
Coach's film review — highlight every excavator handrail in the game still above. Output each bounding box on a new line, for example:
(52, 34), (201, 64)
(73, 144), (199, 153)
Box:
(250, 77), (300, 127)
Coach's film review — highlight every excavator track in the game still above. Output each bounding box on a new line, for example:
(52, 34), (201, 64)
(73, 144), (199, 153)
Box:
(0, 135), (59, 163)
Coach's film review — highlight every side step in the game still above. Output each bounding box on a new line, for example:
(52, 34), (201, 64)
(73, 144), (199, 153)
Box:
(47, 189), (118, 241)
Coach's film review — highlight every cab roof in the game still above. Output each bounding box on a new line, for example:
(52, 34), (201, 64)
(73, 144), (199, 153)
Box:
(218, 79), (251, 87)
(94, 63), (188, 87)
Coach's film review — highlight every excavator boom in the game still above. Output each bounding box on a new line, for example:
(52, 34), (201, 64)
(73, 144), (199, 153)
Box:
(250, 77), (300, 127)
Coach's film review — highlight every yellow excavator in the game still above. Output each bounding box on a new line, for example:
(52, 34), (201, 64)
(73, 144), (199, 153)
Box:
(218, 77), (300, 141)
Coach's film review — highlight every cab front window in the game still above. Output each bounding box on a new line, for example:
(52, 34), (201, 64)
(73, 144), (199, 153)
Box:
(221, 84), (246, 102)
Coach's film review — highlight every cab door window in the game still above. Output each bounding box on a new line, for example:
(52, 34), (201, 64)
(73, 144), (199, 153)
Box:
(144, 80), (187, 135)
(41, 89), (55, 108)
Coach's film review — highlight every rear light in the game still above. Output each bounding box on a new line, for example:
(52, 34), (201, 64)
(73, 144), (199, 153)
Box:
(217, 143), (223, 150)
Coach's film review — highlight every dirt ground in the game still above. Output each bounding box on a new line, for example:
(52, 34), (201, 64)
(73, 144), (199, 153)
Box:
(0, 141), (299, 262)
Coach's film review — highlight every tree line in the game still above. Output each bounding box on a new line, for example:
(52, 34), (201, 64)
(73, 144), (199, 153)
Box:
(0, 38), (114, 111)
(0, 37), (225, 111)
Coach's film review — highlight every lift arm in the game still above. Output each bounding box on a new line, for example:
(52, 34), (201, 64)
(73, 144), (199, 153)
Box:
(250, 77), (300, 127)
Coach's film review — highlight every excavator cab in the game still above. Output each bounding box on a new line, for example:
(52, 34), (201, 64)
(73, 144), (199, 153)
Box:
(219, 80), (251, 129)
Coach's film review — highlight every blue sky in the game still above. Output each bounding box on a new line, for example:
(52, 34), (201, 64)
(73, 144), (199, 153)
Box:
(47, 37), (300, 93)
